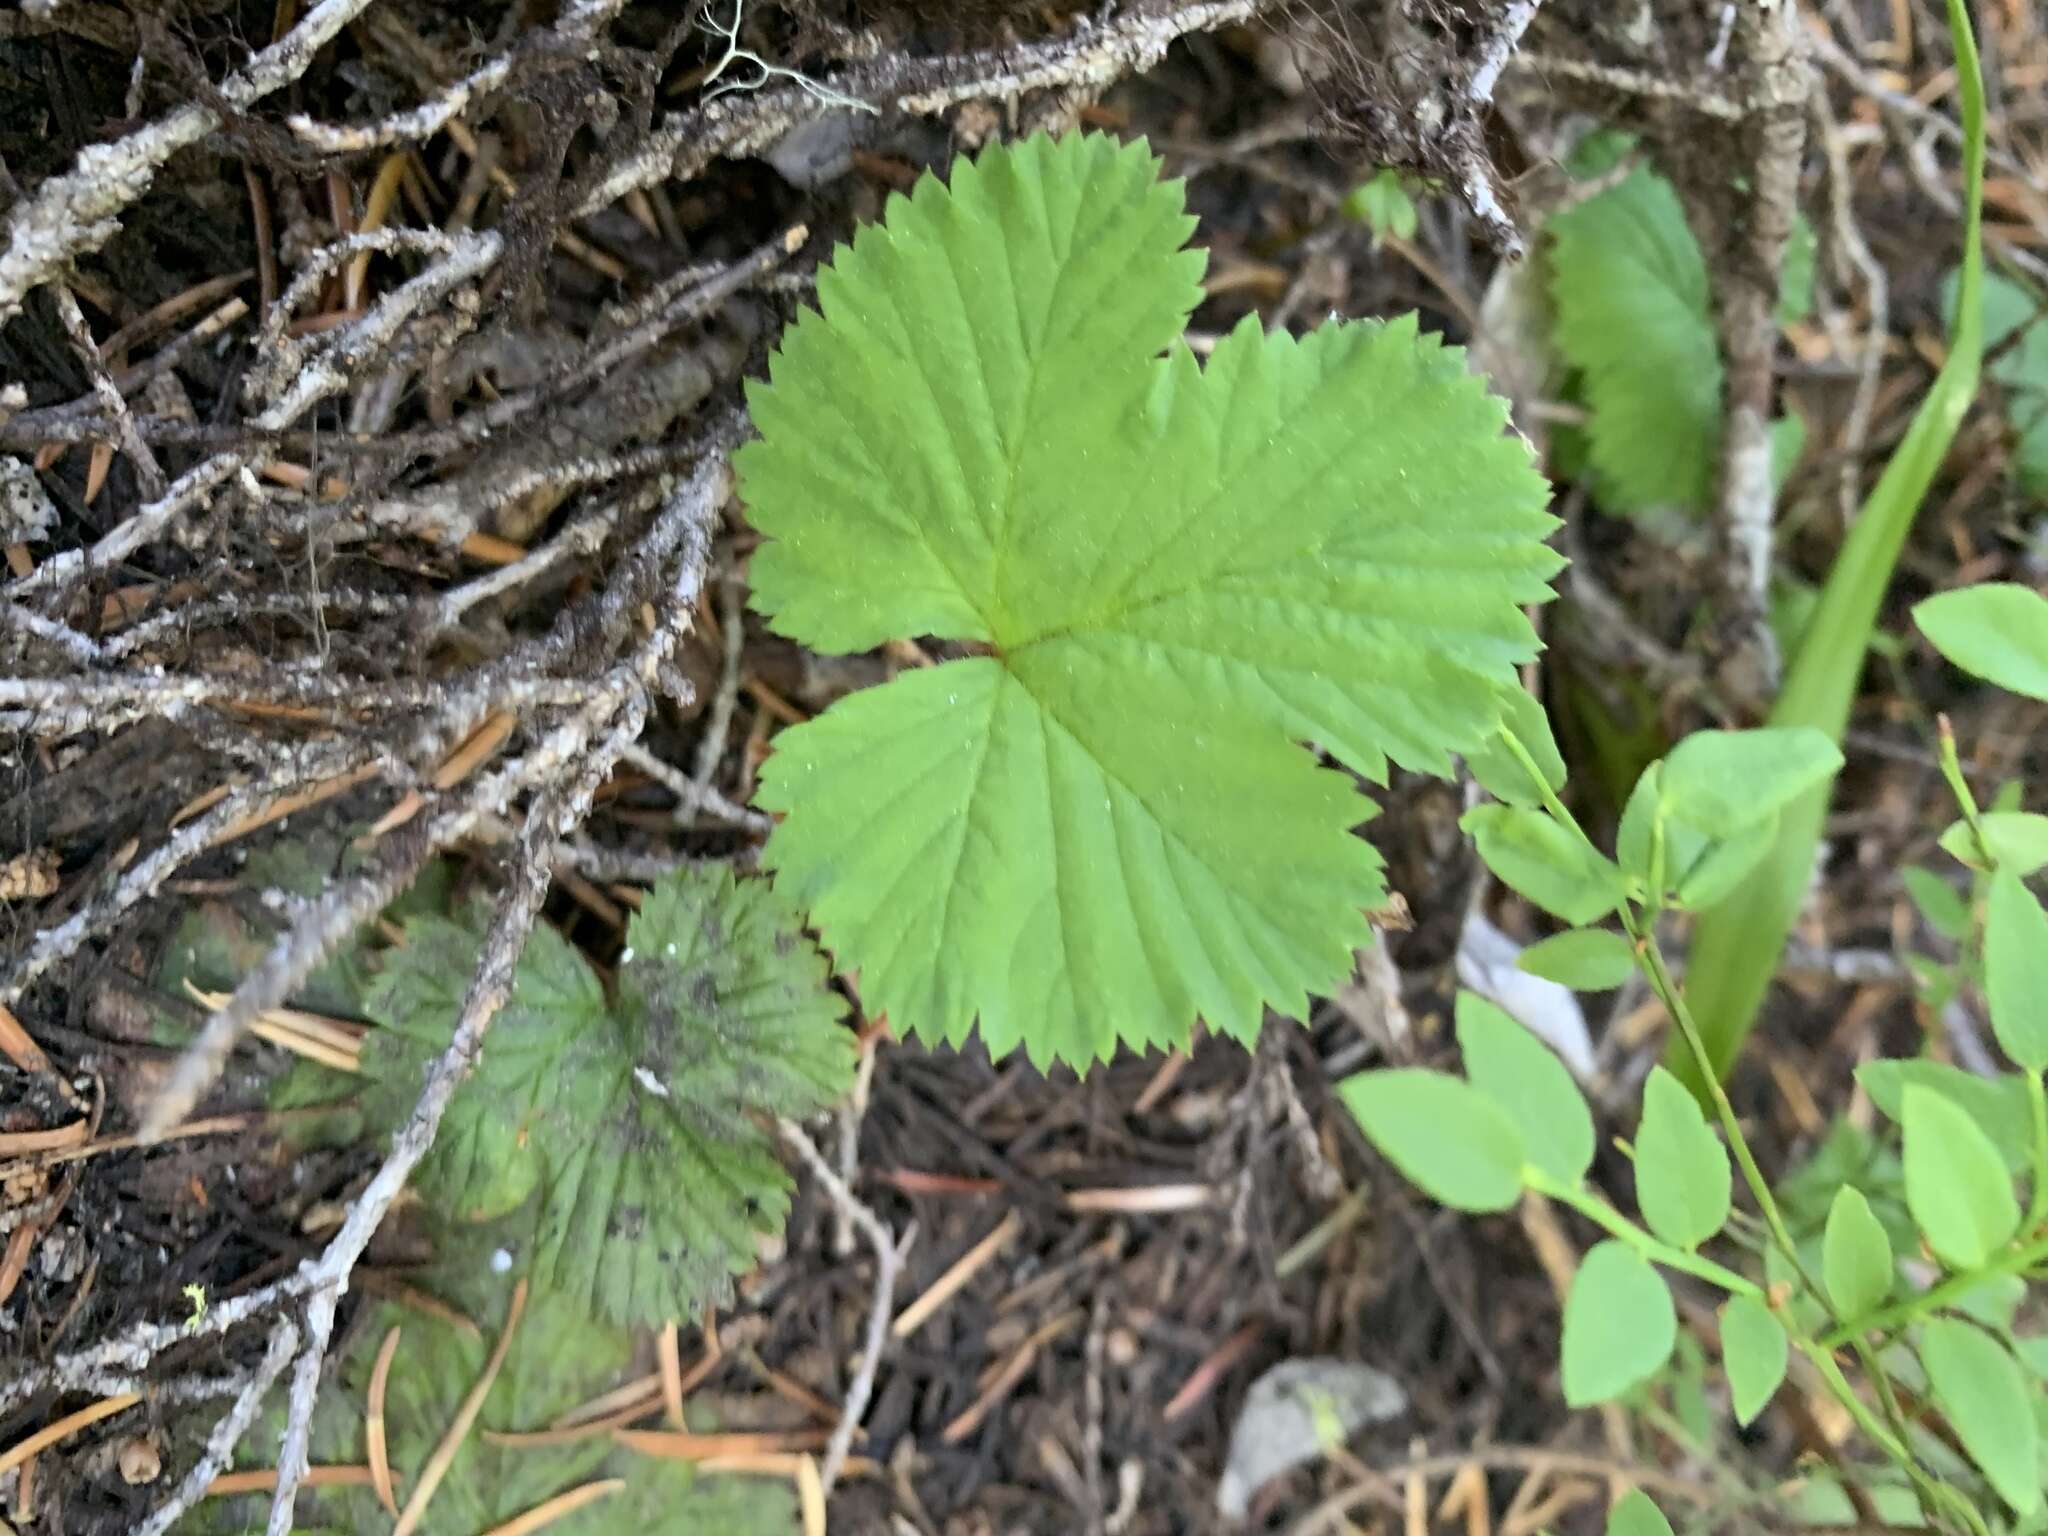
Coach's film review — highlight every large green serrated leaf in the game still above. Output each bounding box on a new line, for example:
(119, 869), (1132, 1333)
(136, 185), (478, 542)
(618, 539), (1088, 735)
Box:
(537, 869), (855, 1325)
(740, 132), (1557, 1069)
(363, 869), (852, 1327)
(364, 914), (604, 1223)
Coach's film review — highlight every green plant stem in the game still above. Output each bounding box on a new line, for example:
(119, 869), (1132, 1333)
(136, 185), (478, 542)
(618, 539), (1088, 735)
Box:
(2027, 1074), (2048, 1230)
(1935, 716), (1991, 865)
(1795, 1340), (1990, 1536)
(1523, 1171), (1760, 1297)
(1821, 1230), (2048, 1348)
(1497, 730), (1812, 1283)
(1495, 727), (1976, 1530)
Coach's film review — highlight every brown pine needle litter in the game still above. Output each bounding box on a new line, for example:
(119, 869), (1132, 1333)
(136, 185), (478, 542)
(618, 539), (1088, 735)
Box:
(205, 1465), (380, 1497)
(367, 1325), (402, 1516)
(181, 981), (365, 1073)
(476, 1477), (624, 1536)
(482, 1399), (662, 1449)
(658, 1319), (686, 1429)
(612, 1428), (833, 1460)
(392, 1278), (527, 1536)
(891, 1210), (1020, 1340)
(0, 1393), (139, 1478)
(548, 1372), (663, 1429)
(796, 1453), (827, 1536)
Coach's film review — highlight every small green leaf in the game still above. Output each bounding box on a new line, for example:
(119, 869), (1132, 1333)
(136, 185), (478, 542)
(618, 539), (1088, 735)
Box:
(1615, 757), (1789, 910)
(1719, 1294), (1788, 1427)
(1606, 1489), (1676, 1536)
(1342, 167), (1419, 246)
(1339, 1069), (1526, 1212)
(1562, 1241), (1676, 1406)
(1658, 728), (1843, 836)
(1517, 928), (1636, 991)
(1858, 1058), (2034, 1170)
(1634, 1067), (1731, 1250)
(1465, 681), (1567, 808)
(1939, 810), (2048, 874)
(1902, 1084), (2019, 1271)
(1462, 803), (1623, 926)
(1914, 583), (2048, 701)
(1822, 1186), (1893, 1320)
(1668, 817), (1776, 911)
(1614, 764), (1664, 897)
(1456, 991), (1595, 1185)
(1984, 870), (2048, 1071)
(1920, 1317), (2042, 1515)
(1901, 865), (1971, 939)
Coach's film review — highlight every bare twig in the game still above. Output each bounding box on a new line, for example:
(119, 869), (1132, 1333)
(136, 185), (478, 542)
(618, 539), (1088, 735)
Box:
(0, 0), (380, 320)
(52, 284), (166, 499)
(1706, 0), (1811, 713)
(139, 821), (440, 1141)
(261, 456), (726, 1532)
(137, 1317), (299, 1536)
(1453, 0), (1544, 257)
(778, 1118), (912, 1496)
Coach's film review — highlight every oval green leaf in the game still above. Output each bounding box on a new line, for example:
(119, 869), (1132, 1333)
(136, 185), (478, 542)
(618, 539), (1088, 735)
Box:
(1920, 1317), (2041, 1515)
(1939, 810), (2048, 874)
(1462, 803), (1624, 926)
(1984, 870), (2048, 1071)
(1517, 928), (1637, 991)
(1902, 1084), (2019, 1270)
(1669, 817), (1777, 911)
(1658, 727), (1843, 836)
(1562, 1241), (1676, 1406)
(1456, 990), (1595, 1186)
(1339, 1069), (1525, 1213)
(1822, 1185), (1893, 1322)
(1606, 1490), (1676, 1536)
(1914, 583), (2048, 701)
(1857, 1058), (2033, 1170)
(1635, 1066), (1731, 1250)
(1901, 865), (1970, 939)
(1719, 1294), (1788, 1427)
(1465, 682), (1567, 809)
